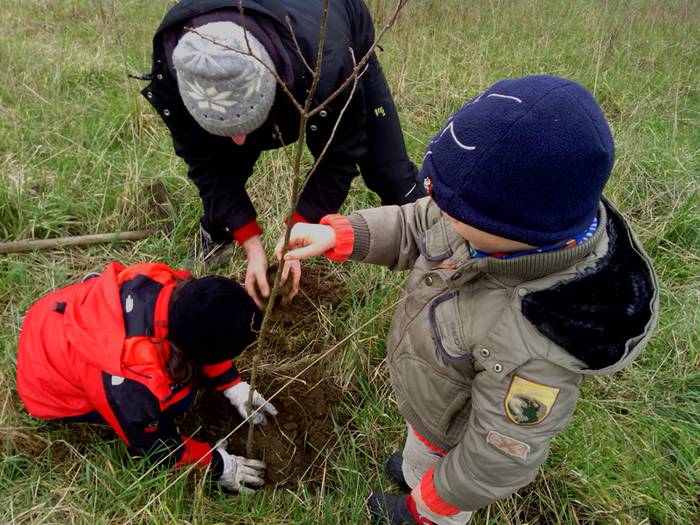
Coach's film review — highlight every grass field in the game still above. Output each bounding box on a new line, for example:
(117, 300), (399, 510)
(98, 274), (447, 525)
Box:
(1, 1), (698, 523)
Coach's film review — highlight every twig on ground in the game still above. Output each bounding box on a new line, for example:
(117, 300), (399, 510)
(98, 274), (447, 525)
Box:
(0, 231), (153, 254)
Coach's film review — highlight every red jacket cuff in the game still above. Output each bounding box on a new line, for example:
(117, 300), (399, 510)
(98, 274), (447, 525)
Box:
(201, 361), (232, 378)
(319, 214), (354, 262)
(202, 359), (233, 379)
(284, 211), (308, 225)
(215, 375), (242, 391)
(233, 220), (263, 245)
(174, 437), (213, 468)
(202, 360), (242, 391)
(419, 466), (461, 516)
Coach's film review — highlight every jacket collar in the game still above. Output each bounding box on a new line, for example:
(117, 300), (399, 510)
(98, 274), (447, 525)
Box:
(120, 281), (178, 401)
(422, 202), (608, 286)
(474, 202), (607, 285)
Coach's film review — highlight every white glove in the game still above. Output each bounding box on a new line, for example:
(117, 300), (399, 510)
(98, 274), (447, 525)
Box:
(223, 381), (279, 425)
(215, 439), (266, 494)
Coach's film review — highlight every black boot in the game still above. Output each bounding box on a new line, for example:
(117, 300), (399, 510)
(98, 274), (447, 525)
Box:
(366, 493), (435, 524)
(188, 225), (234, 269)
(385, 453), (411, 493)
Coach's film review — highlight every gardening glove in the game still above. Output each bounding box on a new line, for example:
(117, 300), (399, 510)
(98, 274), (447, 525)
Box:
(223, 381), (278, 425)
(215, 439), (266, 494)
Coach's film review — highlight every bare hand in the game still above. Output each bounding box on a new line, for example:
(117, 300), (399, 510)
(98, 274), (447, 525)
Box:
(243, 235), (269, 309)
(274, 223), (336, 261)
(280, 259), (301, 303)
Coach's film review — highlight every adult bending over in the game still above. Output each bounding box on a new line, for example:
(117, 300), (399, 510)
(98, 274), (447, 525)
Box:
(142, 0), (424, 307)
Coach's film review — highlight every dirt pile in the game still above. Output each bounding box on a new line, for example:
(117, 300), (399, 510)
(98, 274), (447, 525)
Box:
(179, 263), (350, 487)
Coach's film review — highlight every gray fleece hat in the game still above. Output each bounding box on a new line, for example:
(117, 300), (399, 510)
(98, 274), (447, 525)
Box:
(172, 21), (276, 136)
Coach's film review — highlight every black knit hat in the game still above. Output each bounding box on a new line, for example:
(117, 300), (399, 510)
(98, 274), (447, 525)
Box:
(168, 276), (261, 365)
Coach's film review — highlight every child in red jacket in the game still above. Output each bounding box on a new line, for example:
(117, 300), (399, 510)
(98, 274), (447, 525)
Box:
(17, 261), (277, 494)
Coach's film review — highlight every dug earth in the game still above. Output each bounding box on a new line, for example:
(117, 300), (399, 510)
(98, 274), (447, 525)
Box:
(178, 263), (349, 486)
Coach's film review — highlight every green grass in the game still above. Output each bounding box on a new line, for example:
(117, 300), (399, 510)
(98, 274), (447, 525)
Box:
(1, 0), (698, 523)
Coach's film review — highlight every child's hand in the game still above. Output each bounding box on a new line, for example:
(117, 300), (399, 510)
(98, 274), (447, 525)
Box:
(274, 223), (336, 261)
(223, 381), (278, 425)
(280, 259), (301, 303)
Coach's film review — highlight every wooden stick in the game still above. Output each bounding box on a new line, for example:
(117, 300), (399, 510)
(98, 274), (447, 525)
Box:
(0, 230), (154, 254)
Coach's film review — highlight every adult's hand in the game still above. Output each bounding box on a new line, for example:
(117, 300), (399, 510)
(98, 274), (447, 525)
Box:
(274, 223), (336, 261)
(243, 235), (269, 309)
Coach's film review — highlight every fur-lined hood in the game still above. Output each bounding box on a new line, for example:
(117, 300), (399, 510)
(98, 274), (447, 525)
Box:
(521, 199), (659, 374)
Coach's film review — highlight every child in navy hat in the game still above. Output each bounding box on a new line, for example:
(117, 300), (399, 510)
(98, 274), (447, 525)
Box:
(278, 75), (659, 524)
(17, 262), (278, 495)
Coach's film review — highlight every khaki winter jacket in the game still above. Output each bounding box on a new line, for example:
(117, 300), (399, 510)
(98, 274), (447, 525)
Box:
(346, 197), (658, 511)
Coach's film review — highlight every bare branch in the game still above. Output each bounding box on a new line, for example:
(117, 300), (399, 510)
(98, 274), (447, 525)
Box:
(273, 123), (296, 167)
(285, 15), (314, 75)
(303, 0), (331, 113)
(243, 0), (332, 458)
(243, 0), (331, 456)
(309, 0), (408, 118)
(298, 49), (365, 196)
(0, 230), (153, 254)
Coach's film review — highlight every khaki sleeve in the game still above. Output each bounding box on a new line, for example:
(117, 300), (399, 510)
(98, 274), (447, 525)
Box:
(433, 359), (584, 511)
(348, 197), (442, 270)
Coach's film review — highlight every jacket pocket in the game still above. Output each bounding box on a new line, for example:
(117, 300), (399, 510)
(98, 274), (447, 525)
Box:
(429, 291), (472, 363)
(391, 352), (471, 441)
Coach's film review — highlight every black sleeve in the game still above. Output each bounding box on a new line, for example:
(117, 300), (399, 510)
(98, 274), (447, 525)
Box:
(170, 126), (262, 241)
(299, 84), (367, 222)
(346, 0), (376, 55)
(101, 373), (185, 468)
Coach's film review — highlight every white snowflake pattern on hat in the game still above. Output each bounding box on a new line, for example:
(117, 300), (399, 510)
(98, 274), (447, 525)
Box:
(185, 79), (236, 113)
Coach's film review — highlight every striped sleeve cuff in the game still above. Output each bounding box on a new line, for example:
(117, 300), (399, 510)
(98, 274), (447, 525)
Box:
(347, 214), (370, 261)
(319, 214), (354, 262)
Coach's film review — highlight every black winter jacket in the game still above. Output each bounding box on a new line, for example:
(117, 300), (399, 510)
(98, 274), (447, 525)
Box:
(142, 0), (381, 242)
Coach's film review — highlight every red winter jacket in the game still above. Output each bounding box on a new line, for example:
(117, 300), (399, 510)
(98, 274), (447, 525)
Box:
(17, 262), (241, 472)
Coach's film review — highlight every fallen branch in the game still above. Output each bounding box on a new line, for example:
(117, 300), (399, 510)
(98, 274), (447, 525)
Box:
(0, 230), (153, 254)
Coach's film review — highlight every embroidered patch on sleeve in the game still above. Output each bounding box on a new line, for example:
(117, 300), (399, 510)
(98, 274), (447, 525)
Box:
(504, 375), (560, 425)
(486, 430), (530, 460)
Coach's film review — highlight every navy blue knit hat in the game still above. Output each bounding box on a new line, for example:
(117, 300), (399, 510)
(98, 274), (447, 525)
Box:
(420, 75), (614, 246)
